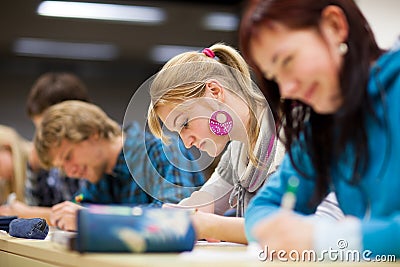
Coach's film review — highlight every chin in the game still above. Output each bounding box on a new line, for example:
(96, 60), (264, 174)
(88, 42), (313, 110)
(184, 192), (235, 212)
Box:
(203, 146), (220, 157)
(315, 106), (338, 114)
(312, 97), (342, 114)
(206, 146), (226, 158)
(202, 139), (228, 157)
(86, 175), (101, 184)
(204, 149), (217, 157)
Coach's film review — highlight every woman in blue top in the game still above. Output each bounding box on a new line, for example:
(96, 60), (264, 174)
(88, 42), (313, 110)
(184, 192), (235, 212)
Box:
(240, 0), (399, 258)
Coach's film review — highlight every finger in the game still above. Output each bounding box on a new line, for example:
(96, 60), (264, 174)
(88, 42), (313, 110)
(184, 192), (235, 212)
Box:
(56, 218), (65, 230)
(62, 215), (77, 231)
(51, 201), (68, 212)
(63, 201), (79, 208)
(50, 209), (65, 226)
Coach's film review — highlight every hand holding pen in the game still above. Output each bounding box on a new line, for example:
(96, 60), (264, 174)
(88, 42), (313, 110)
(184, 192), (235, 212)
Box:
(73, 193), (84, 204)
(252, 176), (313, 253)
(50, 200), (85, 231)
(281, 176), (300, 210)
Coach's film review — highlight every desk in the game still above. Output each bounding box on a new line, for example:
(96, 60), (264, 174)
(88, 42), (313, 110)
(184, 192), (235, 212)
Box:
(0, 230), (254, 267)
(0, 231), (396, 267)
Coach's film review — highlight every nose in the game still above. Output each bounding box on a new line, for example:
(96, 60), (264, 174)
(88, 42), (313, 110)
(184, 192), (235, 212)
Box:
(179, 130), (195, 149)
(278, 79), (299, 99)
(63, 162), (78, 177)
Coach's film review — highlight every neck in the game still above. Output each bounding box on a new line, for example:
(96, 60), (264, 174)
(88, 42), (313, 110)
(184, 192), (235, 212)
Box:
(225, 93), (254, 145)
(105, 134), (123, 174)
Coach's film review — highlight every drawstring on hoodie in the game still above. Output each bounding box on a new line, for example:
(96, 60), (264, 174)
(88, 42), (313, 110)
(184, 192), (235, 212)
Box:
(229, 182), (245, 217)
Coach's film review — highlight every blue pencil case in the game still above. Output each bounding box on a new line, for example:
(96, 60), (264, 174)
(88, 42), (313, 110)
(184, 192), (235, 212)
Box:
(0, 216), (18, 232)
(9, 218), (49, 239)
(76, 205), (196, 253)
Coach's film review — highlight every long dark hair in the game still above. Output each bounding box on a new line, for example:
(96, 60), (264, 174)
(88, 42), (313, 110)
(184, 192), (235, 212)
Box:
(240, 0), (383, 202)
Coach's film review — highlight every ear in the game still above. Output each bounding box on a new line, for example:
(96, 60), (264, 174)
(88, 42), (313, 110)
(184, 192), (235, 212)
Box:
(320, 5), (349, 45)
(205, 80), (225, 101)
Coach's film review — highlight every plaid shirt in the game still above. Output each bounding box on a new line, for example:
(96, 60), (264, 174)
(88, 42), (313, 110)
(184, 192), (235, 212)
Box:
(74, 122), (205, 206)
(25, 166), (87, 207)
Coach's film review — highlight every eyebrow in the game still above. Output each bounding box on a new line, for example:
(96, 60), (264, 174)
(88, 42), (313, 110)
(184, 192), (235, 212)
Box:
(173, 113), (182, 129)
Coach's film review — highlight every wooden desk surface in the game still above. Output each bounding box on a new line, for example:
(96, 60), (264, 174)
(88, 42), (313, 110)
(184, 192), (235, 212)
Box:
(0, 230), (397, 267)
(1, 230), (255, 267)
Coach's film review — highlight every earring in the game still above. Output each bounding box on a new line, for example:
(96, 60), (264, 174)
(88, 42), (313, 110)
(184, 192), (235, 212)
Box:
(209, 110), (233, 136)
(339, 42), (348, 55)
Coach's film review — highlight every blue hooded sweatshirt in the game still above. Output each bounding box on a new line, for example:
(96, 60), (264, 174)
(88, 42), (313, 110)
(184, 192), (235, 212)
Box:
(245, 48), (400, 257)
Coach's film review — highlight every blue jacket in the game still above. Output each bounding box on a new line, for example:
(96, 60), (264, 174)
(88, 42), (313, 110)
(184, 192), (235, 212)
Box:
(245, 48), (400, 257)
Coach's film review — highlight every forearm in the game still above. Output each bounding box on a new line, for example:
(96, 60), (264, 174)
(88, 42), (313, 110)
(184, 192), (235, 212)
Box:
(197, 213), (247, 244)
(18, 206), (52, 225)
(199, 176), (232, 215)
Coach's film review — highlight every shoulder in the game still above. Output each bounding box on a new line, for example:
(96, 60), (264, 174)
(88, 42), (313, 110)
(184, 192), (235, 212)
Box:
(368, 49), (400, 116)
(123, 122), (143, 144)
(370, 49), (400, 93)
(228, 140), (243, 155)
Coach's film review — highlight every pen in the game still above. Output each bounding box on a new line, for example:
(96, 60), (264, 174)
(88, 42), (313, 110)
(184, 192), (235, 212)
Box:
(281, 176), (299, 210)
(73, 194), (84, 204)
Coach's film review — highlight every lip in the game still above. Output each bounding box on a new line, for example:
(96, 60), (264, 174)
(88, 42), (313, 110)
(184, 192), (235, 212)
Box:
(198, 141), (206, 151)
(78, 166), (86, 177)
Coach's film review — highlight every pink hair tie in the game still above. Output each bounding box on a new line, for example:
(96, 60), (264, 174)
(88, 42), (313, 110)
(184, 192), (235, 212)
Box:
(202, 48), (216, 59)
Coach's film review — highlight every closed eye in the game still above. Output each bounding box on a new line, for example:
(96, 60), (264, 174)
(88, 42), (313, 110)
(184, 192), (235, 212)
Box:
(181, 118), (189, 129)
(64, 151), (71, 163)
(282, 55), (292, 68)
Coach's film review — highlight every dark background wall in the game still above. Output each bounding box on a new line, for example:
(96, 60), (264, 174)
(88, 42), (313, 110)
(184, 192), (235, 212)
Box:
(0, 0), (243, 140)
(0, 0), (398, 140)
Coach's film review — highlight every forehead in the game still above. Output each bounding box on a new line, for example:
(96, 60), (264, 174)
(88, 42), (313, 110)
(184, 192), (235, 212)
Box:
(50, 139), (74, 165)
(250, 24), (290, 65)
(156, 103), (186, 131)
(251, 24), (320, 67)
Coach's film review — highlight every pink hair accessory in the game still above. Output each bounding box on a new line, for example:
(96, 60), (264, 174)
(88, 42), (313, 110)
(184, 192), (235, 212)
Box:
(202, 48), (215, 59)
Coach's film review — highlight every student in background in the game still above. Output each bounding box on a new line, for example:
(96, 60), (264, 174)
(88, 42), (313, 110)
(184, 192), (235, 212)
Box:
(0, 126), (51, 220)
(0, 72), (91, 219)
(34, 100), (204, 231)
(147, 43), (342, 244)
(0, 125), (30, 204)
(25, 72), (90, 207)
(240, 0), (399, 257)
